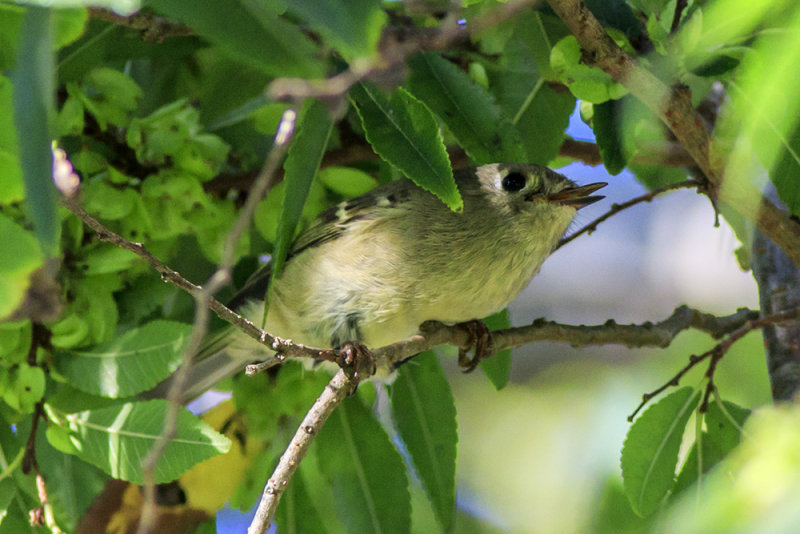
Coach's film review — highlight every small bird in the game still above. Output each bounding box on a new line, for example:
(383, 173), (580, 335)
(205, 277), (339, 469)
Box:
(181, 163), (605, 399)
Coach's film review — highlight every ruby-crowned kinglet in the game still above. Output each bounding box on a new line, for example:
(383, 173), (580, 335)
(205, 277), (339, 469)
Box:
(181, 163), (605, 399)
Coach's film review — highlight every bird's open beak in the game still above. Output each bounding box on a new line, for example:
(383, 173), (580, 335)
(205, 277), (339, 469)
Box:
(547, 182), (607, 208)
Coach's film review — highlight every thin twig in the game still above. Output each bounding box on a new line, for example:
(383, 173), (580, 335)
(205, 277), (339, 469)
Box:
(87, 8), (193, 42)
(135, 109), (299, 534)
(556, 179), (699, 250)
(268, 0), (542, 104)
(627, 307), (800, 421)
(670, 0), (689, 33)
(61, 193), (767, 369)
(248, 370), (355, 534)
(60, 201), (336, 366)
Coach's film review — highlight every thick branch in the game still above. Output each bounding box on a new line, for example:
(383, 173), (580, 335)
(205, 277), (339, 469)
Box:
(546, 0), (800, 266)
(753, 230), (800, 401)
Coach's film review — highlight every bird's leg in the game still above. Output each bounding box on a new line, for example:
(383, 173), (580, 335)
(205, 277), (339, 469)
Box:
(456, 320), (494, 373)
(335, 341), (376, 382)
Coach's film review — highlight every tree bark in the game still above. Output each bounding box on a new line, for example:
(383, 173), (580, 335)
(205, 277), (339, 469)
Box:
(752, 229), (800, 401)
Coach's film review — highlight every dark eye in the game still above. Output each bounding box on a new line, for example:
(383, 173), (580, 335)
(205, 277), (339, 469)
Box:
(501, 171), (526, 192)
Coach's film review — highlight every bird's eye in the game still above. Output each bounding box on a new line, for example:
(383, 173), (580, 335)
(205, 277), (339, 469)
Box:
(501, 171), (526, 192)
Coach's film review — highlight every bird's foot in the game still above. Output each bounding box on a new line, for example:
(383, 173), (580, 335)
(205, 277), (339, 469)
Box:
(335, 341), (376, 382)
(456, 320), (494, 373)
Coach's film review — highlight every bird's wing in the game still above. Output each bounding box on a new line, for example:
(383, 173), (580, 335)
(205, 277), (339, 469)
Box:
(228, 180), (412, 309)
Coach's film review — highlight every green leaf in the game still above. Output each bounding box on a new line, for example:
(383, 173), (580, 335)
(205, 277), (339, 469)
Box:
(0, 76), (23, 205)
(673, 399), (751, 494)
(318, 166), (378, 198)
(254, 179), (327, 245)
(407, 52), (525, 165)
(83, 182), (138, 221)
(704, 399), (751, 450)
(391, 352), (457, 532)
(629, 164), (688, 190)
(480, 309), (512, 390)
(149, 0), (324, 78)
(0, 214), (44, 321)
(591, 477), (649, 534)
(58, 399), (231, 484)
(273, 100), (334, 280)
(621, 387), (700, 517)
(770, 122), (800, 215)
(550, 35), (627, 104)
(512, 12), (569, 80)
(491, 34), (575, 165)
(0, 363), (45, 414)
(55, 320), (192, 398)
(12, 6), (58, 255)
(275, 471), (328, 534)
(351, 83), (460, 211)
(0, 320), (32, 364)
(76, 244), (139, 275)
(693, 55), (741, 77)
(69, 67), (142, 130)
(287, 0), (385, 61)
(594, 98), (635, 175)
(316, 395), (411, 533)
(0, 4), (89, 70)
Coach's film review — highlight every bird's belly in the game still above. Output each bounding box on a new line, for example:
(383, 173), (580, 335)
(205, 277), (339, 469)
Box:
(414, 259), (540, 325)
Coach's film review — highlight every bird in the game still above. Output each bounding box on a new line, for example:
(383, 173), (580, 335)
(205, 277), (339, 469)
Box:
(178, 163), (605, 400)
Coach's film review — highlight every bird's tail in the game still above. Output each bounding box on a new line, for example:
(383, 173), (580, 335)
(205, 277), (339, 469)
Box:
(146, 324), (273, 403)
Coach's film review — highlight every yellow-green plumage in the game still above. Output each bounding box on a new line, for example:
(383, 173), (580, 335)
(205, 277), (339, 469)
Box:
(179, 163), (604, 399)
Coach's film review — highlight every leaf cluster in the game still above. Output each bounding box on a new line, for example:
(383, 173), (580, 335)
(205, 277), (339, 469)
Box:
(1, 0), (799, 532)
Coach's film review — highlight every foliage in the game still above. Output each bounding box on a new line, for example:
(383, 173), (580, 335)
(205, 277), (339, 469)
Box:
(0, 0), (799, 532)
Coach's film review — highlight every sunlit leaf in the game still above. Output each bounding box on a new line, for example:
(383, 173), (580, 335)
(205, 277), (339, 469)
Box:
(287, 0), (385, 61)
(59, 399), (231, 484)
(621, 387), (700, 516)
(55, 320), (192, 398)
(0, 214), (44, 321)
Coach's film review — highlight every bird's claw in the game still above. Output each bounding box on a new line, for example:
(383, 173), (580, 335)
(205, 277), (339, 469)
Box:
(336, 341), (376, 382)
(457, 320), (494, 373)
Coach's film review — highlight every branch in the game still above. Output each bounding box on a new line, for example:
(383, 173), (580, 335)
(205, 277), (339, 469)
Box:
(132, 108), (297, 534)
(61, 198), (332, 365)
(752, 229), (800, 400)
(248, 370), (354, 534)
(62, 189), (763, 369)
(556, 179), (699, 249)
(87, 8), (192, 42)
(628, 307), (800, 420)
(267, 0), (542, 104)
(546, 0), (800, 266)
